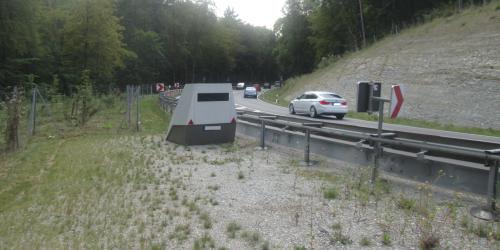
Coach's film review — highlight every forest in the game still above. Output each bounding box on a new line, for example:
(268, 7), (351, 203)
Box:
(0, 0), (491, 96)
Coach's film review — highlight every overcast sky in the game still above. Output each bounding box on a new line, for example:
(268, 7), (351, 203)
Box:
(213, 0), (286, 29)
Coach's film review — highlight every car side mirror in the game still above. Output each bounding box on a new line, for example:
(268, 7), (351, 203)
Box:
(296, 96), (301, 100)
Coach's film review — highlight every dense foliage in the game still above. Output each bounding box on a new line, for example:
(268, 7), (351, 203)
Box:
(0, 0), (278, 95)
(274, 0), (491, 77)
(0, 0), (492, 95)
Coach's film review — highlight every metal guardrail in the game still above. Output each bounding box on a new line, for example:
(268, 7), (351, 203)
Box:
(238, 110), (499, 153)
(237, 112), (500, 221)
(158, 89), (182, 113)
(158, 91), (500, 220)
(238, 113), (500, 162)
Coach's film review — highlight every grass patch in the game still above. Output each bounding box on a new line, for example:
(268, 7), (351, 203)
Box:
(359, 236), (372, 246)
(193, 233), (215, 250)
(199, 212), (212, 229)
(382, 232), (392, 246)
(0, 93), (171, 248)
(298, 169), (339, 183)
(397, 196), (416, 212)
(169, 224), (191, 242)
(347, 112), (500, 137)
(260, 88), (290, 107)
(226, 222), (242, 238)
(323, 186), (338, 200)
(238, 171), (245, 180)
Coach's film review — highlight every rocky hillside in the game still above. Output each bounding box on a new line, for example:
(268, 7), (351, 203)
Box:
(281, 3), (500, 129)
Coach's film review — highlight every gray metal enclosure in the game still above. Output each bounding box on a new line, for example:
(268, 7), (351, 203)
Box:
(166, 83), (237, 145)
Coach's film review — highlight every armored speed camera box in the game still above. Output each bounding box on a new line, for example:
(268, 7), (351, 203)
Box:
(166, 83), (237, 145)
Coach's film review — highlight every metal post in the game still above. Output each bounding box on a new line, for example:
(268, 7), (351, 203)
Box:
(127, 85), (131, 126)
(487, 161), (498, 211)
(304, 128), (311, 165)
(371, 101), (384, 184)
(29, 88), (37, 136)
(471, 156), (500, 221)
(136, 86), (140, 132)
(260, 120), (266, 150)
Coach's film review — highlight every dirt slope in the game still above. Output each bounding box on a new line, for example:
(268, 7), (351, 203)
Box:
(282, 3), (500, 129)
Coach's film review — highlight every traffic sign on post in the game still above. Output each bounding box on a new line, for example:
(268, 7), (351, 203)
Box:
(356, 81), (381, 112)
(390, 85), (404, 119)
(156, 83), (165, 92)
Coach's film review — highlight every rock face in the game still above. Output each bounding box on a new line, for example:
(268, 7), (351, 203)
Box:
(285, 5), (500, 129)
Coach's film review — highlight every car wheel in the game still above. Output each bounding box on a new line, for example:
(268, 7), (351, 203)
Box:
(335, 114), (345, 120)
(289, 104), (295, 114)
(309, 106), (317, 118)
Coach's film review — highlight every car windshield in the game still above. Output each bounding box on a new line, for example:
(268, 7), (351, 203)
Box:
(319, 93), (342, 99)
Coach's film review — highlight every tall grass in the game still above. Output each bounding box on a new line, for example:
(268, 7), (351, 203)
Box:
(0, 94), (170, 248)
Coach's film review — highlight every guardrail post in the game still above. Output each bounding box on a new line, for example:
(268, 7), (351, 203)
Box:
(471, 149), (500, 221)
(371, 100), (385, 184)
(304, 128), (311, 165)
(260, 120), (266, 150)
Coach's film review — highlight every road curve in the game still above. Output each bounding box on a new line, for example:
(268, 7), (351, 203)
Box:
(233, 90), (500, 145)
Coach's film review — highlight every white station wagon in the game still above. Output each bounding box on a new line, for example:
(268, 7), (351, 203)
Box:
(289, 91), (348, 119)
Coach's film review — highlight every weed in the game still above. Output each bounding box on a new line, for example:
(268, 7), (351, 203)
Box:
(331, 231), (352, 245)
(169, 224), (191, 242)
(474, 223), (490, 238)
(210, 172), (216, 177)
(382, 232), (392, 246)
(193, 233), (215, 250)
(207, 185), (220, 191)
(331, 223), (341, 231)
(187, 201), (199, 213)
(419, 234), (440, 250)
(261, 241), (270, 250)
(397, 196), (416, 212)
(209, 198), (219, 206)
(151, 242), (165, 250)
(359, 236), (372, 246)
(238, 171), (245, 180)
(199, 212), (212, 229)
(226, 222), (242, 238)
(323, 186), (338, 200)
(294, 246), (307, 250)
(240, 231), (261, 247)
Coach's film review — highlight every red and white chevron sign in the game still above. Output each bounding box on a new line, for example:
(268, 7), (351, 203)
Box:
(156, 83), (165, 92)
(390, 85), (404, 119)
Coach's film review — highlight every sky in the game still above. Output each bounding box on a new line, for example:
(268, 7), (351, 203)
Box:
(213, 0), (286, 29)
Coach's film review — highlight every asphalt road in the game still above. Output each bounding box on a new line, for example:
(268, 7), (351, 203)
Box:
(233, 90), (500, 144)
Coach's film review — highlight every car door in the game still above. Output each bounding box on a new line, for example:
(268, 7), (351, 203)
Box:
(303, 94), (317, 112)
(294, 94), (306, 112)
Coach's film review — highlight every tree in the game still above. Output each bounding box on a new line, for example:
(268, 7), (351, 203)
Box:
(63, 0), (134, 91)
(0, 0), (41, 87)
(273, 0), (315, 78)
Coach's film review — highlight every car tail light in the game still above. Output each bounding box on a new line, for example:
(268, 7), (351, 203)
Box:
(341, 101), (347, 106)
(187, 119), (194, 125)
(230, 117), (236, 124)
(319, 100), (330, 105)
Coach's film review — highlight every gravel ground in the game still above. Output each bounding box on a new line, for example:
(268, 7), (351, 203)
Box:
(123, 135), (499, 249)
(283, 5), (500, 129)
